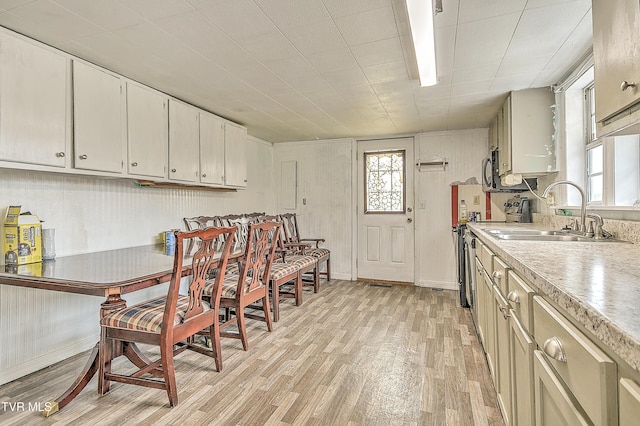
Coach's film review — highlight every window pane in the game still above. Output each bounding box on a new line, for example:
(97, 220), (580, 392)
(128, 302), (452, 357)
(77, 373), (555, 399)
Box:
(614, 135), (640, 206)
(588, 145), (603, 174)
(589, 174), (603, 202)
(365, 151), (405, 212)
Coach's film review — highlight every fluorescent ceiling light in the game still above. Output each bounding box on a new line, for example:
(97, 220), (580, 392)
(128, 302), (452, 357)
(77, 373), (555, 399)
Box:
(406, 0), (438, 87)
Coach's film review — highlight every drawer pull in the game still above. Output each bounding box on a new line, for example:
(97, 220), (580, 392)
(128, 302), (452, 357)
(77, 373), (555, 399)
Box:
(621, 81), (636, 91)
(507, 290), (520, 304)
(79, 154), (88, 160)
(492, 271), (502, 280)
(543, 337), (567, 363)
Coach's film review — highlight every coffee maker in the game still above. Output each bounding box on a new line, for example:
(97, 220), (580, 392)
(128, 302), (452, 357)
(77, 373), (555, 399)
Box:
(505, 196), (532, 223)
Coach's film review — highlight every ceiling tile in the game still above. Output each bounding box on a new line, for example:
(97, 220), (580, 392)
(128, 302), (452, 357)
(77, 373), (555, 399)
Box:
(458, 0), (527, 24)
(119, 0), (194, 21)
(334, 5), (398, 46)
(321, 67), (369, 89)
(307, 48), (359, 73)
(322, 0), (389, 18)
(362, 60), (408, 83)
(54, 0), (144, 31)
(187, 0), (275, 41)
(253, 0), (330, 28)
(280, 20), (346, 56)
(351, 37), (404, 67)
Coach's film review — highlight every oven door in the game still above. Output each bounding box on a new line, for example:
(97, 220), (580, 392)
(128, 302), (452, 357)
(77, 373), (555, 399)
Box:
(463, 229), (477, 321)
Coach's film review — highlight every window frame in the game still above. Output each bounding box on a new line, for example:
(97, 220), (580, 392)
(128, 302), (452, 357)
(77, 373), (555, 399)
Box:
(363, 149), (407, 214)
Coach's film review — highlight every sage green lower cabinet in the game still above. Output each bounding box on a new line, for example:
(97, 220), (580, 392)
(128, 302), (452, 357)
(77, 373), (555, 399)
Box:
(620, 378), (640, 426)
(494, 286), (512, 426)
(533, 296), (617, 425)
(533, 350), (590, 425)
(475, 258), (486, 347)
(482, 269), (496, 381)
(509, 314), (535, 426)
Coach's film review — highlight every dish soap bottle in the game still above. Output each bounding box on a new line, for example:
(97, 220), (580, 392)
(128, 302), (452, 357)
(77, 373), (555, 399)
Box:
(459, 199), (468, 224)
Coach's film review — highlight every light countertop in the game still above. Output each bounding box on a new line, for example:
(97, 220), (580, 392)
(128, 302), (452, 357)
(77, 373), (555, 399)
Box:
(468, 222), (640, 373)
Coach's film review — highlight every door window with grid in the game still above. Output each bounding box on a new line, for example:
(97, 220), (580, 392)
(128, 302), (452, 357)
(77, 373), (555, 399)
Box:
(364, 150), (405, 213)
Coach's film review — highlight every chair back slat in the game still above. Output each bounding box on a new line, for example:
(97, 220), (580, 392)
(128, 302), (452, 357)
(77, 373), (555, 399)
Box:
(279, 213), (301, 245)
(166, 226), (236, 326)
(238, 222), (280, 294)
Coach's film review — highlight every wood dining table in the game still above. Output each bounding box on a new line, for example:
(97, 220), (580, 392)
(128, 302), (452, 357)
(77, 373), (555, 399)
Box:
(0, 243), (239, 416)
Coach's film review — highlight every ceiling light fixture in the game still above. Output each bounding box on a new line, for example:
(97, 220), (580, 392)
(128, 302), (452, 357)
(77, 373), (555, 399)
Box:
(406, 0), (438, 87)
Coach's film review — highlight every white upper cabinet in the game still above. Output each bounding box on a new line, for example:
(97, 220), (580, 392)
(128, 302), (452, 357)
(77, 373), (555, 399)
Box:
(224, 122), (248, 187)
(593, 0), (640, 136)
(126, 83), (168, 178)
(0, 32), (68, 167)
(199, 111), (225, 186)
(168, 100), (199, 183)
(73, 61), (125, 174)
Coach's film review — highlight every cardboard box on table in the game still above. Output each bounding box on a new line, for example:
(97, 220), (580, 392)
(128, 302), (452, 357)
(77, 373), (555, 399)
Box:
(4, 206), (42, 265)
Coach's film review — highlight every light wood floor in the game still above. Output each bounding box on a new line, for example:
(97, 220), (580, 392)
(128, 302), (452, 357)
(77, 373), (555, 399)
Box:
(0, 280), (504, 425)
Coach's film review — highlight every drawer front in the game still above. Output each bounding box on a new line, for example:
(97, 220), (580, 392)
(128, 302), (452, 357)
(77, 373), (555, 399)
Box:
(480, 244), (494, 276)
(533, 350), (591, 426)
(533, 296), (617, 426)
(492, 256), (509, 296)
(620, 378), (640, 426)
(507, 270), (535, 333)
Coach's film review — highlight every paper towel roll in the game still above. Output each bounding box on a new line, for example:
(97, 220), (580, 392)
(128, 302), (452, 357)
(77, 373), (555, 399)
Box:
(501, 173), (523, 186)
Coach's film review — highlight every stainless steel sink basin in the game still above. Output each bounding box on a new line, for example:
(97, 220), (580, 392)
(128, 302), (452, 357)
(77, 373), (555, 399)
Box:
(485, 228), (630, 243)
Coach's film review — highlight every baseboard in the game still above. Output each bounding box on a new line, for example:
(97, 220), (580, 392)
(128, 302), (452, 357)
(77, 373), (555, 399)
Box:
(0, 336), (96, 386)
(417, 280), (458, 291)
(327, 272), (351, 281)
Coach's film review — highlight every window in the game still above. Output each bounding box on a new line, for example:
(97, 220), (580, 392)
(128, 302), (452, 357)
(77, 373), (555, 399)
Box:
(364, 150), (405, 213)
(585, 84), (603, 204)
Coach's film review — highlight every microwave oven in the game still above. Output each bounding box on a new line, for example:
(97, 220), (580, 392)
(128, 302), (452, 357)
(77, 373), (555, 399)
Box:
(482, 150), (536, 193)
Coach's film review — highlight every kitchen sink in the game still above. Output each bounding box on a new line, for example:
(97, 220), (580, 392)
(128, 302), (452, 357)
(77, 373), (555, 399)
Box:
(485, 228), (630, 243)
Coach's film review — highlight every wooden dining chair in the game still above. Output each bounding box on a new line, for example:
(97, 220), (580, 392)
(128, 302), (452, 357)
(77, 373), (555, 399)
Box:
(98, 226), (236, 407)
(207, 221), (280, 350)
(280, 212), (331, 282)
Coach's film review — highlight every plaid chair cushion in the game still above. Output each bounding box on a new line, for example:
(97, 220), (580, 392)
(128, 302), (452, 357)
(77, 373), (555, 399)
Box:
(203, 273), (265, 299)
(283, 254), (316, 269)
(306, 248), (329, 259)
(100, 295), (210, 333)
(270, 262), (299, 281)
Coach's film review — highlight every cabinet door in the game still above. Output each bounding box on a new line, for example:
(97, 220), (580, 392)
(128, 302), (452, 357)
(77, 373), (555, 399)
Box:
(73, 61), (124, 173)
(199, 112), (224, 185)
(494, 286), (512, 426)
(224, 123), (248, 187)
(168, 100), (199, 182)
(483, 272), (496, 381)
(593, 0), (640, 123)
(127, 83), (167, 178)
(510, 314), (535, 426)
(533, 350), (590, 426)
(620, 378), (640, 426)
(0, 33), (67, 167)
(497, 97), (512, 176)
(475, 258), (486, 346)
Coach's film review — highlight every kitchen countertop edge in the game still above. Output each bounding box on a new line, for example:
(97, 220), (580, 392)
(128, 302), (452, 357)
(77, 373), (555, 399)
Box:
(468, 222), (640, 373)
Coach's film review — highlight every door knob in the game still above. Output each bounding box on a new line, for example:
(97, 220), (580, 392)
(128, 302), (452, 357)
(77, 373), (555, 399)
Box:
(407, 218), (413, 223)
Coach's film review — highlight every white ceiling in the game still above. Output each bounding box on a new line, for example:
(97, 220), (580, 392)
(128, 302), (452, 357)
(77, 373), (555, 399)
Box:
(0, 0), (593, 143)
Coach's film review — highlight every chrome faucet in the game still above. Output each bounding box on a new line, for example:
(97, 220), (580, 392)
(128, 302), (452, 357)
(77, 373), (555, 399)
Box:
(542, 180), (586, 233)
(587, 213), (605, 239)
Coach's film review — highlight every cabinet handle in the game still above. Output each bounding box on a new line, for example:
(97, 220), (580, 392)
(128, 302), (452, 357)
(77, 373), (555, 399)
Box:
(171, 169), (177, 173)
(620, 81), (637, 91)
(492, 271), (502, 280)
(56, 152), (65, 158)
(542, 337), (567, 363)
(131, 162), (138, 167)
(79, 154), (88, 160)
(507, 290), (520, 304)
(202, 173), (207, 177)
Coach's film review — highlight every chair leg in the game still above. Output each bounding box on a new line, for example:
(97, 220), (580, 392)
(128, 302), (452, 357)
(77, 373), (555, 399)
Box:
(314, 266), (320, 293)
(236, 305), (249, 351)
(209, 321), (222, 372)
(326, 257), (331, 281)
(98, 327), (112, 396)
(295, 273), (303, 306)
(160, 341), (178, 407)
(272, 280), (280, 322)
(262, 292), (273, 332)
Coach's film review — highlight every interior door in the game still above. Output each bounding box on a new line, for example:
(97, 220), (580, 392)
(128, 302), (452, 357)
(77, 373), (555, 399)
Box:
(357, 138), (415, 284)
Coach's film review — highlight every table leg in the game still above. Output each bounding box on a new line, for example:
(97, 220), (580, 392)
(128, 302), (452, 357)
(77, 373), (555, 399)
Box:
(44, 293), (128, 416)
(43, 344), (99, 417)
